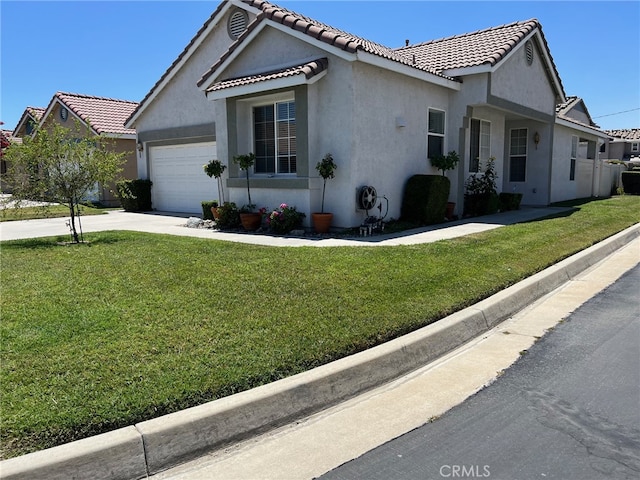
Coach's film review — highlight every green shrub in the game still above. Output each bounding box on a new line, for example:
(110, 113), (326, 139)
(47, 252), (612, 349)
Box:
(464, 158), (499, 216)
(215, 202), (240, 229)
(201, 201), (218, 221)
(499, 192), (523, 211)
(116, 179), (152, 212)
(621, 171), (640, 195)
(400, 175), (450, 225)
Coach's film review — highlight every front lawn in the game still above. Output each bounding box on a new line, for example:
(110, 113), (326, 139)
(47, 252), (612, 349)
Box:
(1, 196), (638, 458)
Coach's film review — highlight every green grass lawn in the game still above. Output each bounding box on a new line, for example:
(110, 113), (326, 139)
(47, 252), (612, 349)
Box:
(0, 204), (116, 222)
(1, 196), (638, 458)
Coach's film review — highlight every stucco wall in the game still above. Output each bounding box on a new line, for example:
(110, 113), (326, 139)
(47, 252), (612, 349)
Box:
(132, 8), (252, 133)
(490, 38), (556, 116)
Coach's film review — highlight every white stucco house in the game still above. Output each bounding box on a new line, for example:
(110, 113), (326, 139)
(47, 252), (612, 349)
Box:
(126, 0), (613, 227)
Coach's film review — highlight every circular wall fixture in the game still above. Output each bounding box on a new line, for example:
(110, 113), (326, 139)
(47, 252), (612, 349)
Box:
(228, 9), (249, 40)
(525, 40), (534, 66)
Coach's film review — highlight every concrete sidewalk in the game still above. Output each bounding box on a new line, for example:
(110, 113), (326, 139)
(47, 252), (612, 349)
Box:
(1, 220), (637, 480)
(0, 206), (569, 245)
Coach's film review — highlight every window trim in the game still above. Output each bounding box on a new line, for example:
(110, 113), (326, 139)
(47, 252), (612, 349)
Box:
(570, 135), (578, 181)
(252, 100), (297, 175)
(427, 108), (446, 161)
(509, 127), (528, 182)
(470, 118), (491, 173)
(631, 142), (639, 152)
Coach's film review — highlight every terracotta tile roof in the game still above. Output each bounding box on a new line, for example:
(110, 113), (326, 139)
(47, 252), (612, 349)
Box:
(605, 128), (640, 141)
(395, 20), (540, 71)
(26, 107), (46, 121)
(54, 92), (138, 136)
(207, 57), (328, 93)
(198, 0), (455, 88)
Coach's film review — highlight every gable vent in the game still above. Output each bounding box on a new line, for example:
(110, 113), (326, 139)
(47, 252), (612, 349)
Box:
(525, 40), (534, 65)
(228, 9), (249, 40)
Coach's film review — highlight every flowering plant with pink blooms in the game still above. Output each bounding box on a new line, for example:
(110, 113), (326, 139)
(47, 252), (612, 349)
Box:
(266, 203), (305, 234)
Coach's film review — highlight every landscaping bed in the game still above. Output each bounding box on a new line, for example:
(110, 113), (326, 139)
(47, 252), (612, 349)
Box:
(1, 196), (638, 458)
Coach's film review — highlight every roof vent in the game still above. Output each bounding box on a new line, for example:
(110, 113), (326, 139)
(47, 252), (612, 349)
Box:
(228, 9), (249, 40)
(525, 40), (534, 65)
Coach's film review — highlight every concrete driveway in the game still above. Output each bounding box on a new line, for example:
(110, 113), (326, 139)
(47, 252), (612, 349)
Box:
(0, 206), (570, 246)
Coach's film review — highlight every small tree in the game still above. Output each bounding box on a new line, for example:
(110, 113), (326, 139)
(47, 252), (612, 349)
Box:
(232, 152), (256, 209)
(315, 153), (337, 213)
(430, 150), (460, 176)
(2, 121), (127, 242)
(203, 159), (227, 203)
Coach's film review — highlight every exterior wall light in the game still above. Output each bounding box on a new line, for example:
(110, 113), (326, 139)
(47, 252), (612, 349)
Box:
(534, 132), (540, 149)
(137, 141), (144, 152)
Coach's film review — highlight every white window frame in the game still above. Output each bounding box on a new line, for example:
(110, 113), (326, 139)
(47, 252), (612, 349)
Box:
(252, 99), (296, 175)
(470, 118), (490, 173)
(427, 108), (446, 161)
(631, 142), (639, 152)
(509, 128), (528, 182)
(570, 135), (578, 181)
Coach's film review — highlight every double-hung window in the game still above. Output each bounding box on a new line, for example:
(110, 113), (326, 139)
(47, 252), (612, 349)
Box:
(427, 109), (445, 160)
(632, 142), (639, 153)
(509, 128), (527, 182)
(570, 135), (578, 181)
(253, 100), (296, 174)
(470, 119), (490, 173)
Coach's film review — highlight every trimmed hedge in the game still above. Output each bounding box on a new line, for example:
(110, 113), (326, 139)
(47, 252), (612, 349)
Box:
(401, 175), (450, 225)
(116, 179), (152, 212)
(621, 171), (640, 195)
(499, 192), (523, 211)
(464, 193), (499, 217)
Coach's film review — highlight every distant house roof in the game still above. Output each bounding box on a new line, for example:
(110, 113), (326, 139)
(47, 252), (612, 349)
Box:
(43, 92), (138, 137)
(553, 96), (609, 137)
(605, 128), (640, 141)
(12, 106), (46, 137)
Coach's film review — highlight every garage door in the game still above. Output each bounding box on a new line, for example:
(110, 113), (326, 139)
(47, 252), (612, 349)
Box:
(149, 142), (218, 213)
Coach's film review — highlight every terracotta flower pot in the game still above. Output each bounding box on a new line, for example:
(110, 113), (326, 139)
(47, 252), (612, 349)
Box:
(445, 202), (455, 220)
(240, 212), (262, 231)
(312, 212), (333, 233)
(211, 206), (220, 220)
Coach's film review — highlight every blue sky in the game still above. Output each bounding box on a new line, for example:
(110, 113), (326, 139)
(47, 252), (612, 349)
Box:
(1, 0), (639, 132)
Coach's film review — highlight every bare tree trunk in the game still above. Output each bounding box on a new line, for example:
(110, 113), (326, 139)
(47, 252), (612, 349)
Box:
(68, 199), (79, 243)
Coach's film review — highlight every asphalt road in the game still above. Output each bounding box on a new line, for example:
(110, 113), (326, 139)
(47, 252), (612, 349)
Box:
(320, 264), (640, 480)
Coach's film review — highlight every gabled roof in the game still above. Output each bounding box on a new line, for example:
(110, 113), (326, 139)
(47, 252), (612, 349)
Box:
(396, 18), (565, 99)
(556, 96), (598, 127)
(12, 106), (46, 137)
(197, 0), (457, 90)
(43, 92), (138, 137)
(605, 128), (640, 141)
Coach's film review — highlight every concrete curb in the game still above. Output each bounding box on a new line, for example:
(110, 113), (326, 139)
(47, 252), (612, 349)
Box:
(2, 224), (638, 480)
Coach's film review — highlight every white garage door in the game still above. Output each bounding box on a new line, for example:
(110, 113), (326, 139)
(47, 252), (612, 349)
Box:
(149, 142), (218, 213)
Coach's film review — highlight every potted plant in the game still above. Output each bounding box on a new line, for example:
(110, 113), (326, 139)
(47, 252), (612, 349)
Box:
(463, 157), (499, 217)
(312, 153), (337, 233)
(430, 150), (459, 220)
(233, 152), (263, 230)
(204, 159), (227, 219)
(266, 203), (306, 235)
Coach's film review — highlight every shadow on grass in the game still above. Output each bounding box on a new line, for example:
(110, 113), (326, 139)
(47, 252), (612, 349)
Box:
(1, 233), (124, 250)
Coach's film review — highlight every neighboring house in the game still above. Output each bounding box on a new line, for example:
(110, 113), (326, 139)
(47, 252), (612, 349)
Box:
(602, 128), (640, 162)
(127, 0), (607, 226)
(552, 96), (616, 202)
(31, 92), (139, 206)
(13, 106), (46, 138)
